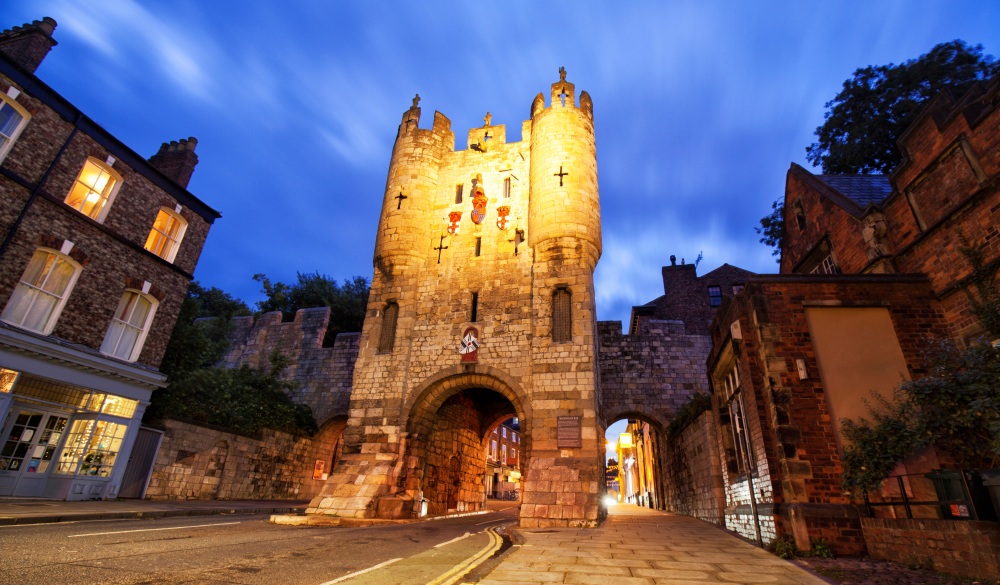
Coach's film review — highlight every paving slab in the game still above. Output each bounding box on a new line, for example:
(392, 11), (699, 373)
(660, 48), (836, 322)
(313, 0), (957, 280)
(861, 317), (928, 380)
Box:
(481, 503), (833, 585)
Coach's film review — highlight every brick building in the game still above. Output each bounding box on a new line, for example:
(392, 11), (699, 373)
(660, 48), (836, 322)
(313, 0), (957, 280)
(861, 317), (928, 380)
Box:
(631, 257), (755, 335)
(0, 18), (218, 500)
(707, 75), (1000, 554)
(485, 417), (521, 499)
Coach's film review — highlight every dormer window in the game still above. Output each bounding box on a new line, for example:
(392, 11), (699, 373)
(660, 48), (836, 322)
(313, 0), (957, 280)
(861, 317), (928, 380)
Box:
(797, 239), (841, 274)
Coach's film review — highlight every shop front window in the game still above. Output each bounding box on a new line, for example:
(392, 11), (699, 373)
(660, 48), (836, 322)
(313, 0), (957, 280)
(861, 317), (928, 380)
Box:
(56, 418), (127, 477)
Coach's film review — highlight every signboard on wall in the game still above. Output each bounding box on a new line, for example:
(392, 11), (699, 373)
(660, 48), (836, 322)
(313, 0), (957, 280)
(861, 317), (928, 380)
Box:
(557, 416), (582, 449)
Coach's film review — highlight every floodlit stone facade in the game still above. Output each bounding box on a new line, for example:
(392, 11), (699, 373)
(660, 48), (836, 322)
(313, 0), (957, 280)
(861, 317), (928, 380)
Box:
(307, 69), (605, 527)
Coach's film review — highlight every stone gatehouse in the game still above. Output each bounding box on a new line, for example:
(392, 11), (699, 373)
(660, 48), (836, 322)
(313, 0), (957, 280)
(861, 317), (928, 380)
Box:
(207, 70), (720, 528)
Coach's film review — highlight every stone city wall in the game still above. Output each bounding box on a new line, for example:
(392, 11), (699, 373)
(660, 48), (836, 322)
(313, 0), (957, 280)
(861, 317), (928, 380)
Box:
(220, 308), (359, 425)
(145, 419), (338, 501)
(597, 319), (711, 427)
(662, 411), (725, 525)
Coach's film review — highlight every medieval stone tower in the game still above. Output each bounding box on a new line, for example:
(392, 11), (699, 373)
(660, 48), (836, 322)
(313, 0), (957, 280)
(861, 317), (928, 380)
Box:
(306, 69), (603, 527)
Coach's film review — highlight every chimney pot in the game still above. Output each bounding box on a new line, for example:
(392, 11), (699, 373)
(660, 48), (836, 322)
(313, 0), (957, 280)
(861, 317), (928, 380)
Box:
(0, 17), (58, 73)
(148, 136), (200, 189)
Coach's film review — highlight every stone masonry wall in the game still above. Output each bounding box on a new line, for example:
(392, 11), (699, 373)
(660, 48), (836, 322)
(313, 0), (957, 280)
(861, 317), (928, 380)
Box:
(422, 392), (487, 515)
(313, 71), (606, 528)
(598, 319), (711, 427)
(219, 308), (359, 425)
(145, 419), (337, 501)
(662, 410), (725, 525)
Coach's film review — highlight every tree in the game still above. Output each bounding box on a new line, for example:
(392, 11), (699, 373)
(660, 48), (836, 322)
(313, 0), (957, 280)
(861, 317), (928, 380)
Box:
(158, 282), (251, 379)
(147, 284), (318, 436)
(755, 199), (785, 261)
(149, 352), (318, 436)
(253, 272), (370, 346)
(807, 40), (998, 174)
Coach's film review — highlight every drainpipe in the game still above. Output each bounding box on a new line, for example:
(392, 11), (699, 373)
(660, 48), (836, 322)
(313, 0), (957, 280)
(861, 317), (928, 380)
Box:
(0, 114), (82, 259)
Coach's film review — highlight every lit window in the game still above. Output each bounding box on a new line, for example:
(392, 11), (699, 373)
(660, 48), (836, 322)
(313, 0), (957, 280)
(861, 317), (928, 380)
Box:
(552, 286), (572, 343)
(501, 444), (507, 461)
(0, 368), (18, 393)
(378, 302), (398, 353)
(502, 427), (507, 438)
(64, 158), (121, 221)
(56, 418), (127, 477)
(491, 439), (497, 459)
(144, 207), (187, 262)
(708, 286), (722, 307)
(0, 93), (30, 163)
(1, 248), (81, 335)
(100, 290), (157, 361)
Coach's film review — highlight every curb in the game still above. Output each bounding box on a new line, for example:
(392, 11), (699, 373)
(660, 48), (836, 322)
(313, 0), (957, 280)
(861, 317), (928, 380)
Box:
(270, 508), (490, 527)
(0, 506), (303, 526)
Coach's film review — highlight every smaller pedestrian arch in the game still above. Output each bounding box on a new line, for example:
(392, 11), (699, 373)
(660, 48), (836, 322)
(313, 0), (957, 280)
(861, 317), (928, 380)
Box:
(604, 410), (669, 510)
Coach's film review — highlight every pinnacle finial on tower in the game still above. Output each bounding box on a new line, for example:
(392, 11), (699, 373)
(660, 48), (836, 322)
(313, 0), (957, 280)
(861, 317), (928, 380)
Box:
(559, 66), (567, 82)
(412, 94), (420, 108)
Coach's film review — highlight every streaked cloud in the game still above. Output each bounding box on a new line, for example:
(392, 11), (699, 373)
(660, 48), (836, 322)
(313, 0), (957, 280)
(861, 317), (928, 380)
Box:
(6, 1), (998, 325)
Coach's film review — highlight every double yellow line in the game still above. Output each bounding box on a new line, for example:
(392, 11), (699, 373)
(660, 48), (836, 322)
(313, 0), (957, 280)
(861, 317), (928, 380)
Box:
(426, 527), (503, 585)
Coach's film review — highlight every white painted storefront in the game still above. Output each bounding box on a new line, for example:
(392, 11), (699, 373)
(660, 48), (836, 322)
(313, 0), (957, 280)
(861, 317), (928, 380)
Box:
(0, 327), (162, 500)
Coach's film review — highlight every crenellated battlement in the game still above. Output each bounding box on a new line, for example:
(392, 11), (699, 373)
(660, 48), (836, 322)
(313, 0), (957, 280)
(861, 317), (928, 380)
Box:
(219, 308), (360, 425)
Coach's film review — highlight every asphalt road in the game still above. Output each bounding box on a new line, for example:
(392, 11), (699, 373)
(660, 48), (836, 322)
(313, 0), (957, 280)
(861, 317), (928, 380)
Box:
(0, 505), (519, 585)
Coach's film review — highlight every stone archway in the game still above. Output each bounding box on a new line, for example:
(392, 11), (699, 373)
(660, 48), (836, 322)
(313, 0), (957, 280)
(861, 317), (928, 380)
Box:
(399, 368), (530, 517)
(308, 416), (347, 498)
(604, 410), (669, 510)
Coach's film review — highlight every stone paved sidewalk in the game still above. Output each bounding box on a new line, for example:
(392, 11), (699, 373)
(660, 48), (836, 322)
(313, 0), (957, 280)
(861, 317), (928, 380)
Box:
(481, 503), (831, 585)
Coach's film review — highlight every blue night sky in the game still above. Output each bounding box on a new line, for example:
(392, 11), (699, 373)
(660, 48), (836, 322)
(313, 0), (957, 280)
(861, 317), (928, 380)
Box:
(6, 1), (1000, 333)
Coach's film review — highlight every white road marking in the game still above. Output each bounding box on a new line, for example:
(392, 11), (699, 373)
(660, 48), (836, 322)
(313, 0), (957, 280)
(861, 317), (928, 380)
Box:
(434, 531), (472, 548)
(318, 557), (403, 585)
(68, 521), (241, 538)
(475, 517), (509, 526)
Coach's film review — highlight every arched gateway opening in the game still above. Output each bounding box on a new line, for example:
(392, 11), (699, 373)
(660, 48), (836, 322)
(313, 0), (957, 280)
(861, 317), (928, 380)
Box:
(402, 371), (529, 517)
(604, 411), (668, 511)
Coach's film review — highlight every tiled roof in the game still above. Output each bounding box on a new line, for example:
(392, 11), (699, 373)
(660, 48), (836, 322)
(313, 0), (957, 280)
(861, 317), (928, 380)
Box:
(817, 175), (892, 207)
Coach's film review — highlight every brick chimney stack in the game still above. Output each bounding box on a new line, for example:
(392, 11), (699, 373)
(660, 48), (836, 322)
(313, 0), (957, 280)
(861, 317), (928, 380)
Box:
(0, 17), (58, 73)
(148, 138), (199, 189)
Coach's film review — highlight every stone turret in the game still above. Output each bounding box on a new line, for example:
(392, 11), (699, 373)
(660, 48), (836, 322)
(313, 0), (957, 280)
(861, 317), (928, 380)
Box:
(528, 66), (602, 270)
(0, 17), (58, 74)
(373, 95), (454, 278)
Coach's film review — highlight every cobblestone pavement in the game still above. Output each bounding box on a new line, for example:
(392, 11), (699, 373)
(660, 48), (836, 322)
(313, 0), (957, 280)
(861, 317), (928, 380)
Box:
(481, 503), (830, 585)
